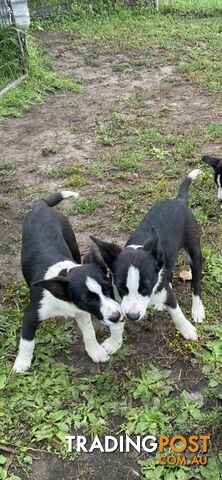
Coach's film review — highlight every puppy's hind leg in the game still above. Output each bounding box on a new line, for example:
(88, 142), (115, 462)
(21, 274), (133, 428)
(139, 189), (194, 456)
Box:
(75, 313), (110, 363)
(190, 251), (205, 324)
(186, 223), (205, 323)
(165, 288), (198, 341)
(61, 216), (81, 264)
(13, 304), (39, 373)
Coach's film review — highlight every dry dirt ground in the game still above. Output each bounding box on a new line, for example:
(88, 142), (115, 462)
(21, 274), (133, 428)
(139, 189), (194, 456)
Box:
(0, 31), (222, 479)
(1, 32), (221, 282)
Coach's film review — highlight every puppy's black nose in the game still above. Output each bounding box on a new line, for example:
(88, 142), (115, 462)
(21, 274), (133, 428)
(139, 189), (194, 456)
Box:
(126, 312), (140, 322)
(110, 311), (121, 323)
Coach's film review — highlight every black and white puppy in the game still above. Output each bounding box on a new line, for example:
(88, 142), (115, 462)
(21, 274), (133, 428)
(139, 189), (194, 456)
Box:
(13, 191), (123, 373)
(92, 170), (205, 346)
(202, 155), (222, 202)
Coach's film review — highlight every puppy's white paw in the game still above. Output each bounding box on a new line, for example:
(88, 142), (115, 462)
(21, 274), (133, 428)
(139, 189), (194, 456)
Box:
(102, 337), (122, 355)
(154, 303), (165, 312)
(87, 345), (110, 363)
(192, 297), (205, 324)
(13, 357), (31, 373)
(180, 322), (198, 341)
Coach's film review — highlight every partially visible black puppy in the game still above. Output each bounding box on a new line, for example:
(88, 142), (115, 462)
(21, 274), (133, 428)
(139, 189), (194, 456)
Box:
(92, 170), (205, 346)
(13, 191), (123, 373)
(202, 155), (222, 202)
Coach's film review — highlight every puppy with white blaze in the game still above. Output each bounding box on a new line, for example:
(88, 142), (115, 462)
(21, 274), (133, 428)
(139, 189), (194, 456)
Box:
(13, 191), (123, 373)
(92, 170), (205, 345)
(202, 155), (222, 202)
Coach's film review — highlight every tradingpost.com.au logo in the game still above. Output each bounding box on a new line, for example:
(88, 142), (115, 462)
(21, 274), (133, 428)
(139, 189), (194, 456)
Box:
(65, 434), (210, 466)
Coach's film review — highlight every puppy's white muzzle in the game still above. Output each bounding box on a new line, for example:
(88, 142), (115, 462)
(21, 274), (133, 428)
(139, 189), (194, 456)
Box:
(101, 297), (123, 325)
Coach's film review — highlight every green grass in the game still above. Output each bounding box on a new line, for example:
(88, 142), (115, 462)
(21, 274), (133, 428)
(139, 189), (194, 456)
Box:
(0, 27), (23, 91)
(43, 164), (81, 178)
(71, 196), (104, 214)
(0, 37), (82, 120)
(1, 280), (222, 477)
(42, 161), (105, 184)
(0, 161), (16, 172)
(98, 110), (127, 146)
(63, 174), (90, 187)
(0, 233), (22, 255)
(203, 123), (222, 141)
(30, 3), (222, 95)
(41, 146), (61, 156)
(112, 149), (145, 171)
(0, 283), (131, 463)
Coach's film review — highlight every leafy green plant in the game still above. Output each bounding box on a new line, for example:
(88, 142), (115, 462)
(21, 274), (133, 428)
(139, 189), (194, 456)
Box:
(0, 467), (21, 480)
(140, 455), (222, 480)
(41, 146), (60, 156)
(63, 175), (90, 187)
(132, 366), (172, 401)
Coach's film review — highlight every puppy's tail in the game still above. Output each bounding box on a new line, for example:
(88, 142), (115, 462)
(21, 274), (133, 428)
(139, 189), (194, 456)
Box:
(44, 191), (79, 207)
(176, 169), (201, 203)
(202, 155), (221, 169)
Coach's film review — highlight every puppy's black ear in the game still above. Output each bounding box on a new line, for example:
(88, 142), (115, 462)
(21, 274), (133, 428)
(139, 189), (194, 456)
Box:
(90, 236), (122, 270)
(143, 227), (164, 268)
(202, 155), (221, 170)
(32, 276), (70, 301)
(83, 246), (108, 274)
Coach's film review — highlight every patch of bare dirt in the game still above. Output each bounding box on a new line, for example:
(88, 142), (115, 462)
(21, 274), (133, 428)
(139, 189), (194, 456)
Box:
(16, 449), (140, 480)
(1, 33), (222, 282)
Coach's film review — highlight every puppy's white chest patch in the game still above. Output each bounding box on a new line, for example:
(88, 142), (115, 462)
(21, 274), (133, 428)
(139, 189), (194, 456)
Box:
(38, 260), (80, 321)
(150, 288), (167, 307)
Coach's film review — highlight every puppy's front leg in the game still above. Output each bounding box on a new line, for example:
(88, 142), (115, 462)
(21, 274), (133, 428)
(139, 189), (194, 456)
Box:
(165, 288), (198, 341)
(102, 321), (125, 355)
(13, 304), (39, 373)
(75, 313), (110, 363)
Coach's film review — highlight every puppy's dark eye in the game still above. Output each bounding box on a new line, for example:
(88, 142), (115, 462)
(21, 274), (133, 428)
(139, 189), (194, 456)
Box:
(103, 280), (112, 289)
(86, 291), (99, 302)
(138, 282), (151, 296)
(139, 287), (149, 296)
(102, 285), (113, 297)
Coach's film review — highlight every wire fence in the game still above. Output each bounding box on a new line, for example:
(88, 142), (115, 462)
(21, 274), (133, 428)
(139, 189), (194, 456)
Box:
(0, 0), (28, 95)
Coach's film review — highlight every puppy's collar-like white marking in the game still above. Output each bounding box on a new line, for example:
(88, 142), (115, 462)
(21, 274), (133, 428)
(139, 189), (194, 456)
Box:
(44, 260), (77, 280)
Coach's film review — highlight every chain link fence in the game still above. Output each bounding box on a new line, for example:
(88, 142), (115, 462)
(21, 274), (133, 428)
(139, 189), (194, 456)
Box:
(0, 0), (28, 96)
